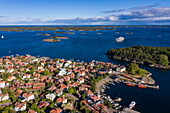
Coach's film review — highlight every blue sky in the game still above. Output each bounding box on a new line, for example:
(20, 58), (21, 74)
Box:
(0, 0), (170, 25)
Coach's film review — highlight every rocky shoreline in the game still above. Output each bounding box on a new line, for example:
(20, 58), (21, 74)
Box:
(107, 55), (170, 69)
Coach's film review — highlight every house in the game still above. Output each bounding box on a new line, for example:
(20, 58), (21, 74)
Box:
(89, 95), (100, 102)
(28, 109), (37, 113)
(22, 74), (31, 79)
(22, 93), (35, 102)
(0, 93), (9, 102)
(50, 108), (62, 113)
(0, 81), (6, 88)
(7, 76), (16, 81)
(48, 86), (57, 91)
(58, 84), (68, 91)
(16, 89), (23, 94)
(38, 101), (49, 108)
(14, 102), (27, 112)
(45, 93), (56, 101)
(56, 97), (67, 105)
(6, 69), (14, 73)
(0, 69), (5, 73)
(58, 78), (64, 83)
(86, 90), (94, 97)
(116, 66), (126, 72)
(55, 89), (63, 96)
(78, 77), (84, 84)
(58, 68), (67, 76)
(79, 86), (88, 91)
(0, 81), (9, 88)
(64, 76), (70, 81)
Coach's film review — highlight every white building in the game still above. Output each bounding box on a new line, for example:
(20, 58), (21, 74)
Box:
(45, 93), (56, 101)
(15, 102), (27, 112)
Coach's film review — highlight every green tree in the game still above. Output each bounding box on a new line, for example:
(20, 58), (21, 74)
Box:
(43, 69), (50, 76)
(81, 93), (86, 99)
(47, 81), (53, 87)
(127, 63), (139, 75)
(49, 102), (54, 108)
(9, 91), (16, 103)
(68, 87), (75, 93)
(157, 54), (169, 67)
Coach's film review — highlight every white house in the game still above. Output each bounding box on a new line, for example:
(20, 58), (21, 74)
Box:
(78, 78), (85, 84)
(6, 69), (14, 73)
(58, 68), (67, 76)
(45, 93), (56, 101)
(22, 74), (31, 80)
(0, 69), (5, 73)
(7, 76), (16, 81)
(0, 93), (9, 102)
(22, 93), (35, 102)
(0, 81), (6, 88)
(116, 66), (126, 72)
(55, 89), (63, 96)
(15, 102), (27, 112)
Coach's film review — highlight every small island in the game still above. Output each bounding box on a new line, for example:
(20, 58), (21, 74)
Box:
(37, 33), (51, 36)
(43, 39), (60, 42)
(107, 46), (170, 69)
(50, 36), (68, 39)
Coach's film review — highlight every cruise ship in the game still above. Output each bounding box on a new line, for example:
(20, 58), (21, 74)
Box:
(115, 36), (124, 42)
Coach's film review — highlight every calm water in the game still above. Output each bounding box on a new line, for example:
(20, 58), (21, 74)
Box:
(0, 26), (170, 113)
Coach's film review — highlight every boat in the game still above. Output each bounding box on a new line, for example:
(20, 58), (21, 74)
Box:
(9, 50), (11, 54)
(138, 84), (147, 88)
(115, 37), (124, 42)
(126, 83), (136, 87)
(129, 101), (136, 109)
(1, 35), (4, 39)
(114, 97), (122, 102)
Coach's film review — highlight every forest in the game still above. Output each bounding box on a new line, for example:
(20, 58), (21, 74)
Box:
(107, 46), (170, 68)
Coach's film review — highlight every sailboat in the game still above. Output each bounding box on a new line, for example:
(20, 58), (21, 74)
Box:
(9, 50), (11, 54)
(1, 35), (4, 39)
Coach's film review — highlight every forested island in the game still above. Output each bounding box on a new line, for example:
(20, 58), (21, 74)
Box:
(0, 25), (170, 32)
(107, 46), (170, 69)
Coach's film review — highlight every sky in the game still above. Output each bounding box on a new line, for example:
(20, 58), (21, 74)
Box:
(0, 0), (170, 25)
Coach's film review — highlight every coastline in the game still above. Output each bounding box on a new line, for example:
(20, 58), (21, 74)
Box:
(107, 55), (170, 70)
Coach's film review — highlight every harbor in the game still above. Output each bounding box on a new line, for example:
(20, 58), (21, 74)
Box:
(94, 67), (160, 113)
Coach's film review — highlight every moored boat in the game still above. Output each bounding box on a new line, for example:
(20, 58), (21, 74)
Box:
(129, 101), (136, 109)
(138, 84), (147, 88)
(126, 83), (136, 87)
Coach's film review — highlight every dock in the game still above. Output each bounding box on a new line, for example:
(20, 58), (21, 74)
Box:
(121, 108), (140, 113)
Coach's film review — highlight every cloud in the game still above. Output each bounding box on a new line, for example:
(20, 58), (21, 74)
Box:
(116, 7), (170, 20)
(47, 16), (118, 25)
(102, 3), (158, 13)
(1, 6), (170, 25)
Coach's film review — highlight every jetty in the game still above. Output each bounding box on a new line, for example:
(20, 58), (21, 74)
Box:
(121, 108), (140, 113)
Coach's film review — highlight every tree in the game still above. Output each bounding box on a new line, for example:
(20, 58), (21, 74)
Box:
(136, 68), (148, 75)
(68, 87), (76, 94)
(49, 102), (54, 108)
(9, 91), (16, 103)
(43, 69), (50, 76)
(47, 81), (53, 87)
(127, 63), (139, 75)
(157, 54), (169, 67)
(54, 58), (59, 62)
(81, 93), (86, 99)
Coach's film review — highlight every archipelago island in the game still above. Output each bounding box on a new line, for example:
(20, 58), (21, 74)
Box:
(107, 46), (170, 69)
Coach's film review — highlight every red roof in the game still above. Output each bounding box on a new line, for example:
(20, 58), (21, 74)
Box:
(50, 108), (62, 113)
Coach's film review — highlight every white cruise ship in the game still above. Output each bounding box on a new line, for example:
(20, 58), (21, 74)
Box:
(115, 36), (124, 42)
